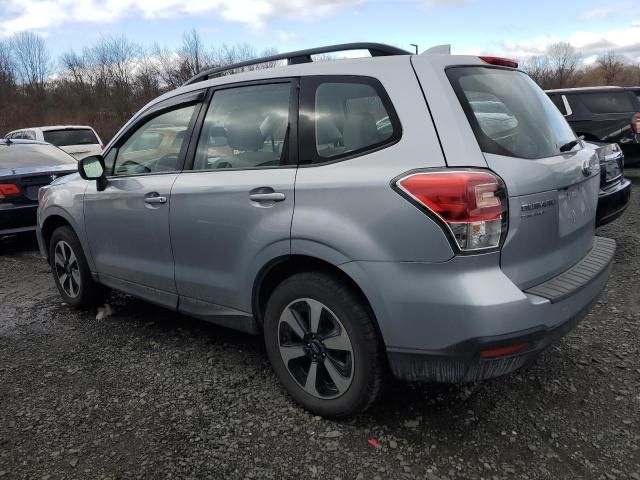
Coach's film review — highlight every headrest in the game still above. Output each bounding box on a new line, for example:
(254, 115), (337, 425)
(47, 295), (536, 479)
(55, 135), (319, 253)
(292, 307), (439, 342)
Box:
(226, 111), (264, 151)
(343, 111), (378, 151)
(316, 115), (342, 145)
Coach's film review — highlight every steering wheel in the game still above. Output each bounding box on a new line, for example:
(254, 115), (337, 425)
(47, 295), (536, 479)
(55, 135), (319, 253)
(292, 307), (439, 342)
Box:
(156, 153), (179, 171)
(117, 160), (151, 174)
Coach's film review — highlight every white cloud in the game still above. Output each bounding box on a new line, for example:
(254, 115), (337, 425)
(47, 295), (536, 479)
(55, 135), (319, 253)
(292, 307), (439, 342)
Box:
(487, 26), (640, 63)
(0, 0), (368, 36)
(579, 7), (614, 20)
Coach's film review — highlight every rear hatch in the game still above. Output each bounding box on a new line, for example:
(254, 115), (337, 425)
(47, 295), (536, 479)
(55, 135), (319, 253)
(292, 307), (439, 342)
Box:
(446, 64), (600, 289)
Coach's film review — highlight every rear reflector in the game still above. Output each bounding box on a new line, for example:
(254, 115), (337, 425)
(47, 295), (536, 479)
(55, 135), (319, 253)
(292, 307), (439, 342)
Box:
(395, 170), (506, 252)
(479, 56), (518, 68)
(0, 183), (19, 195)
(632, 113), (640, 134)
(480, 343), (529, 359)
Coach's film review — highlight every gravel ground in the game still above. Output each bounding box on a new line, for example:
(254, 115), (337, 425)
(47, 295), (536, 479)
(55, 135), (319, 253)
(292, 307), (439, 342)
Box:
(1, 172), (639, 480)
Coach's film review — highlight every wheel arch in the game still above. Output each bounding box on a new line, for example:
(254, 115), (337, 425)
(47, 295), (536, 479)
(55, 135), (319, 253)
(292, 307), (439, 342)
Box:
(41, 214), (74, 260)
(252, 255), (386, 346)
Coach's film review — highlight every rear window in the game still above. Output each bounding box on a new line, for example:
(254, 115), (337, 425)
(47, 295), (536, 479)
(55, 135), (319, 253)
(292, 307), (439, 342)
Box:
(447, 67), (576, 159)
(578, 92), (635, 114)
(43, 129), (99, 147)
(0, 143), (75, 169)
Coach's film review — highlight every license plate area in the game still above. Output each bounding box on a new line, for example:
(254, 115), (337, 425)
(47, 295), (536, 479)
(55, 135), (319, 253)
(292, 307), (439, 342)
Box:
(558, 183), (591, 236)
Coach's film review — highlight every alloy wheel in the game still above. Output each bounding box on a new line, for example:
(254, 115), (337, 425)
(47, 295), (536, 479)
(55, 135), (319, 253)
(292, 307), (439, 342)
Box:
(277, 298), (354, 399)
(53, 240), (81, 298)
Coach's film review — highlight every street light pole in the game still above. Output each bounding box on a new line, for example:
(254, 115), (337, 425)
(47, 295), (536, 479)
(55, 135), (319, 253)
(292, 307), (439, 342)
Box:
(410, 43), (418, 54)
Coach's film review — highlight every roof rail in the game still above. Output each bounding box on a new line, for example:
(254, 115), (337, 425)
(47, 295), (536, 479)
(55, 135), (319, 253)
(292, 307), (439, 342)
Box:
(183, 42), (411, 86)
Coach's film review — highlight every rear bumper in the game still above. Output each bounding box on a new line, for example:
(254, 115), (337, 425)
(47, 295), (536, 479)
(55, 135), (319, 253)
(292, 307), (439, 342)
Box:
(0, 204), (37, 235)
(340, 237), (616, 383)
(596, 178), (631, 227)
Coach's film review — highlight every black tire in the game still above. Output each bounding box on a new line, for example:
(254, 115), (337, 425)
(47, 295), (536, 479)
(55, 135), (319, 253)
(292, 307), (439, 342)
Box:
(49, 226), (107, 309)
(264, 272), (384, 419)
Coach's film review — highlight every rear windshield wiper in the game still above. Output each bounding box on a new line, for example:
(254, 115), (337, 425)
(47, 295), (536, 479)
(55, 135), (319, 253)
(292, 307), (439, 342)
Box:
(559, 139), (579, 152)
(559, 135), (584, 153)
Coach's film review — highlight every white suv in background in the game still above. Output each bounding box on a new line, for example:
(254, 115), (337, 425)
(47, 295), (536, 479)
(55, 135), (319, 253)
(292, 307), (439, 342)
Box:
(4, 125), (103, 161)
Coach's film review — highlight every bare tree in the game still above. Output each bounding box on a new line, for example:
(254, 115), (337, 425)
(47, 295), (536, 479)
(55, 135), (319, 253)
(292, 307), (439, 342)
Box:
(180, 29), (209, 78)
(10, 32), (50, 91)
(545, 42), (581, 89)
(596, 51), (626, 84)
(521, 55), (550, 87)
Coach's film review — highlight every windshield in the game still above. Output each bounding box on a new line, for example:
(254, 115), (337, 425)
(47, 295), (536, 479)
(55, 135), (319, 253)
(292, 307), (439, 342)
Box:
(43, 129), (99, 147)
(447, 67), (576, 159)
(0, 143), (75, 169)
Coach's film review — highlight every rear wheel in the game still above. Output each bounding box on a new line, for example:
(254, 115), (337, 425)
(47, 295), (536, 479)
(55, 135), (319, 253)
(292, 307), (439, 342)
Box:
(264, 272), (383, 418)
(49, 226), (107, 308)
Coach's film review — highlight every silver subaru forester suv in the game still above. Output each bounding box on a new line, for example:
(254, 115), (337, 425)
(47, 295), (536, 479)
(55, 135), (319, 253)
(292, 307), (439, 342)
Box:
(37, 43), (616, 418)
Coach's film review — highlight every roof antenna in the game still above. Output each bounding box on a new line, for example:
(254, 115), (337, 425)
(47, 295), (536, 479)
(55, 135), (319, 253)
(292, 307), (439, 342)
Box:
(422, 44), (451, 55)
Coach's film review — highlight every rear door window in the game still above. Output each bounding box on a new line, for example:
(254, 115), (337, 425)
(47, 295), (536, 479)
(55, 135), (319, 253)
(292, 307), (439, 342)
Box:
(579, 92), (635, 114)
(447, 67), (576, 159)
(299, 77), (401, 164)
(43, 129), (99, 147)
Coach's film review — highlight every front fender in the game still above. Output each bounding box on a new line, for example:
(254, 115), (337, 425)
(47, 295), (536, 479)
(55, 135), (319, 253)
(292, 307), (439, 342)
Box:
(39, 182), (93, 270)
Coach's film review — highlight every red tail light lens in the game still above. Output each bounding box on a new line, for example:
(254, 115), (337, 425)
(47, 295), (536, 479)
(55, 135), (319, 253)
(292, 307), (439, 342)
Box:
(0, 183), (20, 202)
(479, 56), (518, 68)
(0, 183), (19, 195)
(632, 113), (640, 134)
(396, 171), (507, 252)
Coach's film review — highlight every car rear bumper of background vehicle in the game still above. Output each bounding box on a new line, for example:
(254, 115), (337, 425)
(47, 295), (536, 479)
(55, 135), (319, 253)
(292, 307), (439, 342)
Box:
(340, 236), (616, 383)
(0, 204), (38, 235)
(596, 178), (631, 227)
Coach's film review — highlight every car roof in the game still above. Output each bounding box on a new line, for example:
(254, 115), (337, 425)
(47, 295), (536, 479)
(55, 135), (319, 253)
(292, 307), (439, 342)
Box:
(143, 53), (490, 111)
(0, 138), (49, 146)
(546, 86), (627, 94)
(8, 125), (96, 133)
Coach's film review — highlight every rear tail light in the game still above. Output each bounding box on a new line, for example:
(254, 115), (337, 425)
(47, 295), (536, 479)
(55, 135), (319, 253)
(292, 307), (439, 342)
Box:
(395, 170), (507, 252)
(0, 183), (20, 202)
(479, 56), (518, 68)
(632, 113), (640, 134)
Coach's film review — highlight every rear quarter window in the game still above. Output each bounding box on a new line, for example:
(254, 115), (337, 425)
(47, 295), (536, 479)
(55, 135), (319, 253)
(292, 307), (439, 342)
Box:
(578, 92), (635, 114)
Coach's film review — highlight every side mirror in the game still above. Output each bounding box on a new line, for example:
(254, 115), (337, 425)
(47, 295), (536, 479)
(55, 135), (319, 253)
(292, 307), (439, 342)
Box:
(78, 155), (108, 191)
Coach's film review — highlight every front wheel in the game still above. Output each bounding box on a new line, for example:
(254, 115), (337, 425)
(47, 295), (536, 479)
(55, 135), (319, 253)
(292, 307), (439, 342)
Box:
(49, 226), (107, 309)
(264, 272), (384, 419)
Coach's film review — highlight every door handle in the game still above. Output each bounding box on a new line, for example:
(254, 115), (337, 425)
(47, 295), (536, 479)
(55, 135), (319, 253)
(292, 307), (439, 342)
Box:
(249, 192), (286, 202)
(144, 196), (167, 204)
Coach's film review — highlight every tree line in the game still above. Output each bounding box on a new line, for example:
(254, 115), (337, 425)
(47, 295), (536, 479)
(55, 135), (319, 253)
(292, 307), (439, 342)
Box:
(1, 32), (639, 143)
(520, 42), (640, 89)
(0, 30), (277, 141)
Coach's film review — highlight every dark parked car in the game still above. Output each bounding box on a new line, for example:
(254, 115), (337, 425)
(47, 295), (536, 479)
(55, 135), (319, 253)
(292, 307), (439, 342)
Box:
(583, 140), (631, 227)
(0, 139), (77, 237)
(546, 87), (640, 165)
